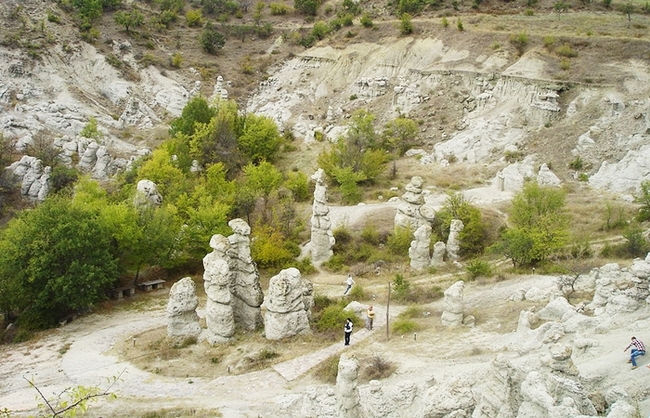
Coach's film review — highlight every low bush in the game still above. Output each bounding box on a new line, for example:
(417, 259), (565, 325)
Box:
(361, 353), (396, 381)
(466, 259), (493, 280)
(391, 318), (419, 334)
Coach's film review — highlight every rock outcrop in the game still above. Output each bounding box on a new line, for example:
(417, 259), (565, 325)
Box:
(336, 355), (362, 418)
(409, 224), (432, 272)
(430, 241), (446, 267)
(303, 168), (335, 264)
(446, 219), (464, 261)
(133, 179), (163, 207)
(441, 280), (465, 327)
(166, 277), (201, 338)
(394, 176), (428, 231)
(202, 234), (235, 343)
(227, 218), (264, 331)
(264, 268), (312, 340)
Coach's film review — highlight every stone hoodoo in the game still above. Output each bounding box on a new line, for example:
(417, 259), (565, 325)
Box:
(8, 156), (50, 201)
(304, 168), (335, 264)
(441, 280), (465, 327)
(227, 218), (264, 331)
(166, 277), (201, 338)
(202, 234), (235, 343)
(446, 219), (464, 261)
(394, 176), (427, 231)
(430, 241), (446, 267)
(133, 179), (163, 207)
(264, 267), (312, 340)
(409, 224), (432, 272)
(336, 354), (362, 418)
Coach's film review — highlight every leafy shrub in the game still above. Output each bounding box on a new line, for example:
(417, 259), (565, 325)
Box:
(201, 23), (226, 54)
(568, 156), (584, 170)
(360, 13), (374, 28)
(386, 227), (412, 256)
(560, 58), (571, 71)
(509, 32), (529, 55)
(398, 305), (423, 319)
(391, 318), (419, 334)
(349, 94), (358, 100)
(441, 16), (449, 28)
(185, 9), (203, 27)
(251, 225), (296, 269)
(295, 0), (321, 15)
(80, 116), (102, 139)
(392, 273), (411, 300)
(347, 283), (366, 300)
(556, 43), (577, 57)
(315, 305), (358, 333)
(311, 21), (331, 40)
(635, 181), (650, 222)
(170, 52), (183, 68)
(399, 13), (413, 35)
(361, 224), (381, 245)
(466, 259), (493, 280)
(578, 173), (588, 182)
(270, 3), (293, 14)
(543, 35), (556, 49)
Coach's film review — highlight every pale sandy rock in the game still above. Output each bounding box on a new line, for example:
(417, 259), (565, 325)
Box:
(546, 344), (579, 376)
(606, 400), (636, 418)
(430, 241), (446, 267)
(441, 280), (464, 327)
(446, 219), (464, 261)
(202, 234), (235, 343)
(630, 253), (650, 279)
(227, 218), (264, 331)
(264, 268), (311, 340)
(537, 297), (576, 322)
(589, 143), (650, 195)
(536, 163), (562, 187)
(134, 179), (163, 207)
(166, 277), (201, 338)
(304, 169), (335, 264)
(360, 380), (398, 418)
(471, 355), (520, 418)
(395, 176), (428, 231)
(421, 376), (475, 418)
(409, 224), (431, 272)
(336, 354), (362, 418)
(524, 286), (551, 303)
(494, 156), (536, 192)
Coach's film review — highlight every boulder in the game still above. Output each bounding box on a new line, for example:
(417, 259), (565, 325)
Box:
(202, 234), (235, 343)
(409, 224), (432, 272)
(441, 280), (464, 327)
(303, 168), (335, 264)
(336, 354), (362, 418)
(446, 219), (464, 261)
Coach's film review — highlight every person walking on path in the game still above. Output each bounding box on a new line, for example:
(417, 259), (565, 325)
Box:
(344, 318), (354, 346)
(343, 274), (355, 295)
(624, 336), (646, 369)
(365, 306), (375, 331)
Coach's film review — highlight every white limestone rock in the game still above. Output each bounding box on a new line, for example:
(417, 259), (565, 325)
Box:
(202, 234), (235, 343)
(441, 280), (465, 327)
(303, 168), (335, 264)
(227, 218), (264, 331)
(134, 179), (163, 207)
(446, 219), (464, 261)
(395, 176), (428, 231)
(430, 241), (446, 267)
(264, 268), (311, 340)
(409, 224), (432, 272)
(166, 277), (201, 338)
(336, 354), (362, 418)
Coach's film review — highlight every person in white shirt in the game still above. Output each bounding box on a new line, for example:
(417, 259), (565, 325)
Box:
(344, 274), (355, 295)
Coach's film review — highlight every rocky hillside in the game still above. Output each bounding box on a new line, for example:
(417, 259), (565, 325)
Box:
(1, 0), (650, 204)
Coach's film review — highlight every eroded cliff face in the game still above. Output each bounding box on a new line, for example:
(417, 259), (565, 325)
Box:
(247, 38), (650, 196)
(1, 0), (649, 198)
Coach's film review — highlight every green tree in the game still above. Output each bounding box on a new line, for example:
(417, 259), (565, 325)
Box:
(381, 116), (419, 155)
(318, 109), (389, 193)
(433, 193), (488, 257)
(294, 0), (321, 15)
(188, 100), (245, 173)
(243, 161), (283, 219)
(71, 0), (103, 21)
(495, 182), (569, 267)
(284, 171), (310, 202)
(137, 148), (189, 202)
(238, 114), (283, 163)
(201, 23), (226, 54)
(0, 197), (119, 329)
(114, 9), (144, 33)
(169, 96), (216, 137)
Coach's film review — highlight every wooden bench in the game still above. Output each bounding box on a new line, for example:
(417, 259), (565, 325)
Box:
(110, 286), (135, 300)
(137, 279), (166, 292)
